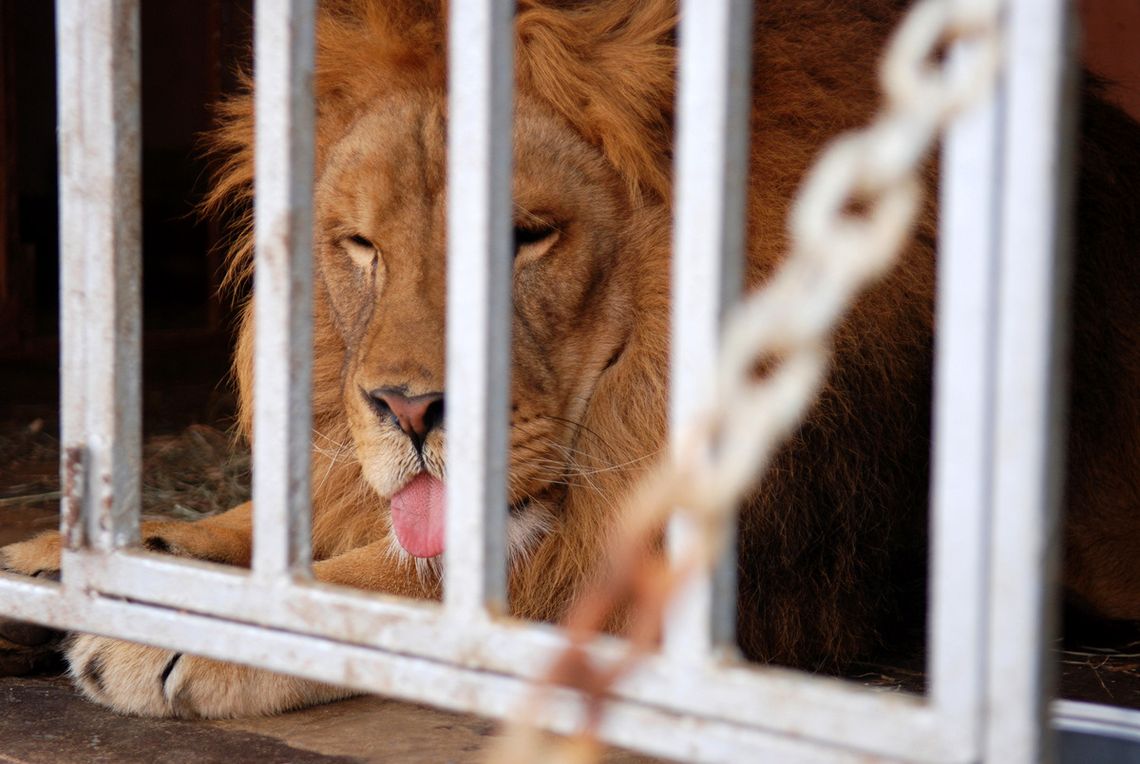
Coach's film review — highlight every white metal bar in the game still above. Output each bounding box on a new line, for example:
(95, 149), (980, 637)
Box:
(57, 0), (87, 555)
(985, 0), (1078, 761)
(40, 551), (962, 763)
(667, 0), (752, 659)
(251, 0), (316, 580)
(55, 0), (142, 557)
(445, 0), (513, 616)
(926, 35), (1002, 754)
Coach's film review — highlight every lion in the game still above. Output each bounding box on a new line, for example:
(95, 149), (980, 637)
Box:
(2, 0), (1139, 719)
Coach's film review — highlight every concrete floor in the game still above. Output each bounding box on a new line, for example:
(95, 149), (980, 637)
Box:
(0, 673), (658, 763)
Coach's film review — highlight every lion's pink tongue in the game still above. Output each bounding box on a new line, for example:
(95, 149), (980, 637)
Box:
(390, 474), (446, 558)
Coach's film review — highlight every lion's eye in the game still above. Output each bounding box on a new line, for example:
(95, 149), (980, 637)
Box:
(342, 234), (378, 270)
(513, 224), (560, 261)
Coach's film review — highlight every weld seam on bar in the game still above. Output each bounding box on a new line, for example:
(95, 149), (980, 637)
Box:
(251, 0), (316, 580)
(445, 0), (514, 615)
(666, 0), (752, 659)
(56, 0), (142, 559)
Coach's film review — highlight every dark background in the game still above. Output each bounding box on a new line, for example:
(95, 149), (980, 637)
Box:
(0, 0), (254, 435)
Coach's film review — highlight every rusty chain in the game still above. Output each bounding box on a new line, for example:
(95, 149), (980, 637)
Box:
(492, 0), (1004, 760)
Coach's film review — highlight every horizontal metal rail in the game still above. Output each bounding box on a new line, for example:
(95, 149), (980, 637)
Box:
(40, 548), (952, 760)
(0, 576), (869, 764)
(1054, 700), (1140, 746)
(0, 566), (950, 763)
(6, 567), (1139, 763)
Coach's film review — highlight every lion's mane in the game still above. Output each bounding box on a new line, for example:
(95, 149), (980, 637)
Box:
(203, 0), (961, 667)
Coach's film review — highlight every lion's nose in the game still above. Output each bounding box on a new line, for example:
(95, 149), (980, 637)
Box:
(367, 387), (445, 450)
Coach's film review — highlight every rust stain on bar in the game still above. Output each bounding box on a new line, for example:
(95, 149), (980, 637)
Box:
(62, 446), (85, 550)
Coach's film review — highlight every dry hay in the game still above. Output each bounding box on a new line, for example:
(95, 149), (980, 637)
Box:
(0, 419), (250, 519)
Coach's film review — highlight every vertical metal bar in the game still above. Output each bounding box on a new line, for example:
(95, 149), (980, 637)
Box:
(985, 0), (1077, 760)
(57, 0), (86, 555)
(252, 0), (315, 580)
(445, 0), (514, 616)
(666, 0), (752, 658)
(927, 35), (1001, 752)
(57, 0), (141, 556)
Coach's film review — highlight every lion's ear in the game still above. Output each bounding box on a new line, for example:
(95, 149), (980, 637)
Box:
(515, 0), (678, 204)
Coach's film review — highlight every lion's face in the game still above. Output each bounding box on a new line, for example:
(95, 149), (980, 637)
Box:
(313, 92), (643, 559)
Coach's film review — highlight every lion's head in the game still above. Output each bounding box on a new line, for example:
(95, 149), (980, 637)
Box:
(315, 90), (663, 561)
(210, 0), (679, 609)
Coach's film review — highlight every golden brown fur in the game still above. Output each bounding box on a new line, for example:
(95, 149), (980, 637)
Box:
(217, 0), (936, 663)
(1, 0), (1138, 718)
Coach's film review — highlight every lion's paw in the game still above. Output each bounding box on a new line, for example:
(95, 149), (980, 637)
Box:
(0, 537), (64, 672)
(0, 532), (62, 578)
(67, 634), (357, 718)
